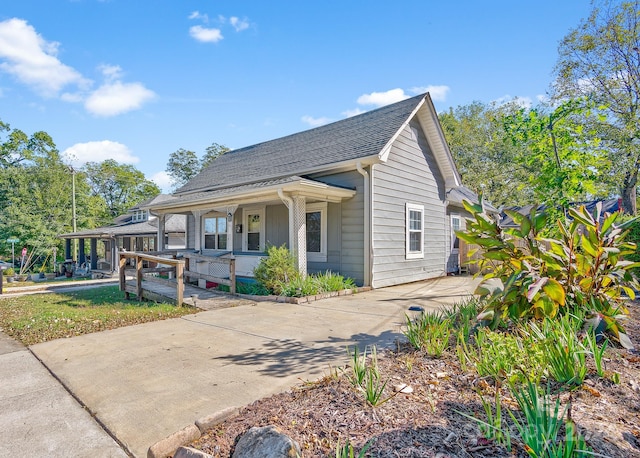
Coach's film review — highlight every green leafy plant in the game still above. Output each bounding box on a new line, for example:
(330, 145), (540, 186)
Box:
(345, 345), (393, 406)
(526, 316), (588, 387)
(334, 438), (373, 458)
(403, 310), (452, 357)
(466, 328), (546, 384)
(583, 329), (608, 378)
(456, 387), (512, 450)
(276, 274), (319, 297)
(253, 244), (297, 295)
(314, 270), (356, 293)
(458, 199), (640, 348)
(2, 267), (14, 276)
(346, 346), (368, 388)
(508, 382), (591, 457)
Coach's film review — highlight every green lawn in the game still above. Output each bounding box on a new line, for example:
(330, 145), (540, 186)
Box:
(0, 286), (197, 345)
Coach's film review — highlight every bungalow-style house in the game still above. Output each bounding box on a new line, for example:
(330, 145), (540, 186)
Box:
(59, 195), (186, 273)
(146, 93), (477, 288)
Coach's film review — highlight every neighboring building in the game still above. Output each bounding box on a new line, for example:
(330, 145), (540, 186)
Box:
(59, 195), (186, 272)
(146, 93), (480, 288)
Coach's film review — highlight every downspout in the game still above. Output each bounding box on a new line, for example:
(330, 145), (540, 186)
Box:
(277, 189), (295, 255)
(356, 162), (372, 287)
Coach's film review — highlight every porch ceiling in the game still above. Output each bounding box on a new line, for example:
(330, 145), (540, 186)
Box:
(148, 176), (356, 214)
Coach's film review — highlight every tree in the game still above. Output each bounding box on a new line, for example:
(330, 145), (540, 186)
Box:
(166, 143), (229, 190)
(202, 142), (229, 168)
(0, 129), (77, 261)
(503, 99), (609, 216)
(83, 160), (160, 219)
(165, 148), (199, 189)
(554, 0), (640, 214)
(439, 101), (533, 208)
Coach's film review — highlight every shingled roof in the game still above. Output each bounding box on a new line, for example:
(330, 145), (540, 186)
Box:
(176, 93), (429, 195)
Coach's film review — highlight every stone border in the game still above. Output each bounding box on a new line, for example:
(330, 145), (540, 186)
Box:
(235, 286), (372, 304)
(147, 406), (240, 458)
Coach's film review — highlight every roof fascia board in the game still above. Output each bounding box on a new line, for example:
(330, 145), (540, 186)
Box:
(419, 94), (462, 187)
(378, 95), (427, 162)
(151, 179), (356, 213)
(175, 156), (380, 197)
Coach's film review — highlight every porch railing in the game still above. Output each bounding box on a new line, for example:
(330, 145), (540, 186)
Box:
(119, 251), (185, 305)
(182, 253), (236, 294)
(118, 251), (236, 306)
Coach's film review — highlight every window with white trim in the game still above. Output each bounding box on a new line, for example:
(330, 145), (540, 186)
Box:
(243, 208), (265, 252)
(406, 203), (424, 259)
(306, 202), (327, 262)
(132, 210), (147, 222)
(204, 215), (228, 250)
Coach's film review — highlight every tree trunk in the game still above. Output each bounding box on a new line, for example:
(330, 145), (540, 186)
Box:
(621, 170), (638, 215)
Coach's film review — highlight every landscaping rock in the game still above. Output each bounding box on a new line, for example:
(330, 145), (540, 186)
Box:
(231, 425), (301, 458)
(174, 446), (213, 458)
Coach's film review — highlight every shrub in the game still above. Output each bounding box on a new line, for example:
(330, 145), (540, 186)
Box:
(3, 267), (15, 276)
(458, 199), (640, 348)
(253, 244), (297, 295)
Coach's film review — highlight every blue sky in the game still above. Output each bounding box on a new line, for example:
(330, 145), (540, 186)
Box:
(0, 1), (594, 192)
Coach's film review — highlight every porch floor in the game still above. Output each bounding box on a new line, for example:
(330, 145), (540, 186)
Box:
(124, 279), (256, 310)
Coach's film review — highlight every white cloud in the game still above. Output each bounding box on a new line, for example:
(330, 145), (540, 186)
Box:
(62, 140), (139, 167)
(357, 88), (409, 107)
(189, 25), (223, 43)
(98, 64), (123, 82)
(230, 17), (249, 32)
(342, 108), (365, 118)
(301, 115), (332, 127)
(188, 11), (209, 22)
(492, 95), (533, 109)
(150, 171), (173, 193)
(410, 85), (450, 101)
(0, 18), (88, 97)
(0, 18), (154, 117)
(85, 80), (155, 117)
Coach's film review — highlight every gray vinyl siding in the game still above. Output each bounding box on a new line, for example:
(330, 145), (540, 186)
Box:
(313, 171), (364, 285)
(265, 204), (288, 248)
(372, 120), (447, 287)
(186, 214), (196, 249)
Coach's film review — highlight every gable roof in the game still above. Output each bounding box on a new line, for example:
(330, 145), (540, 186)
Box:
(175, 93), (459, 196)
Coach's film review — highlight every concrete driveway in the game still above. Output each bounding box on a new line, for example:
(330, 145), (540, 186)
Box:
(30, 275), (477, 457)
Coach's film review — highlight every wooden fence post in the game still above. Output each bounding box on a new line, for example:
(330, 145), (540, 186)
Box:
(136, 254), (143, 300)
(176, 262), (184, 306)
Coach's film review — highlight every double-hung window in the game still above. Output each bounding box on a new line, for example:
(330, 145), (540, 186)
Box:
(406, 203), (424, 259)
(306, 202), (327, 262)
(204, 216), (228, 250)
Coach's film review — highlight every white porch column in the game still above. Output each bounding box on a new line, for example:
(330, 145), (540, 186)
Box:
(226, 206), (237, 252)
(192, 210), (204, 251)
(157, 213), (166, 251)
(291, 196), (307, 277)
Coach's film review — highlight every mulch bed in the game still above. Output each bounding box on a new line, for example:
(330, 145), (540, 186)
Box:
(190, 303), (640, 457)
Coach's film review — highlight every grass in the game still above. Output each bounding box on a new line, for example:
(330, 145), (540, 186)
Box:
(0, 285), (196, 345)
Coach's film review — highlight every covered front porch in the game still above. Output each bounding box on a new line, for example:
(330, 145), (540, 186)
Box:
(148, 176), (358, 289)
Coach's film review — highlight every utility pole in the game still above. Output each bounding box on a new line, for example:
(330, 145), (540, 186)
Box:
(69, 166), (77, 261)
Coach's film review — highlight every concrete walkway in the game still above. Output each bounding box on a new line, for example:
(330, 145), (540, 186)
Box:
(20, 275), (475, 458)
(0, 332), (127, 457)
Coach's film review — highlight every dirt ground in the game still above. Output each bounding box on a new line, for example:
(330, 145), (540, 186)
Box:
(190, 303), (640, 458)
